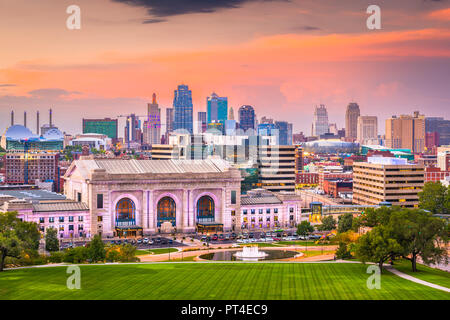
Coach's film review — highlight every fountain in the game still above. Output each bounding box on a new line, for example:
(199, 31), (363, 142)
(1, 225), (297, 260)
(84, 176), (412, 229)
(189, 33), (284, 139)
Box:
(234, 245), (268, 261)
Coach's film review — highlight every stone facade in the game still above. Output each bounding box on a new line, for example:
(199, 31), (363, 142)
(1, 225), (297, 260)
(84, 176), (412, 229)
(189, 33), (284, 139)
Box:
(63, 159), (242, 237)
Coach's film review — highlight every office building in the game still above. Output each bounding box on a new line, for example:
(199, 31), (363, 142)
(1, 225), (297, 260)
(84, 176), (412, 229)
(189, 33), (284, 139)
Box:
(275, 121), (293, 145)
(143, 93), (161, 145)
(385, 111), (425, 153)
(257, 145), (296, 193)
(357, 116), (378, 145)
(345, 102), (360, 141)
(4, 152), (60, 191)
(82, 118), (118, 141)
(165, 108), (174, 138)
(238, 105), (256, 132)
(173, 84), (193, 134)
(311, 104), (329, 137)
(207, 92), (228, 124)
(425, 117), (450, 146)
(353, 157), (424, 207)
(197, 111), (207, 133)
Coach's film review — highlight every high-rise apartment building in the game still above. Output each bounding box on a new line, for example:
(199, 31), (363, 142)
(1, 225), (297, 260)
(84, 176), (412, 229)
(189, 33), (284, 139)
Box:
(345, 102), (360, 141)
(207, 92), (228, 124)
(357, 116), (378, 145)
(173, 84), (193, 134)
(311, 104), (329, 137)
(238, 105), (256, 132)
(353, 157), (424, 208)
(143, 93), (161, 145)
(257, 145), (296, 193)
(228, 107), (235, 121)
(385, 111), (425, 153)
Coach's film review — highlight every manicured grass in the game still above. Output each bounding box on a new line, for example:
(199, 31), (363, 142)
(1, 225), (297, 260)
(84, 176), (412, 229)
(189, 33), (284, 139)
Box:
(135, 248), (178, 256)
(393, 259), (450, 289)
(0, 263), (448, 300)
(301, 250), (335, 258)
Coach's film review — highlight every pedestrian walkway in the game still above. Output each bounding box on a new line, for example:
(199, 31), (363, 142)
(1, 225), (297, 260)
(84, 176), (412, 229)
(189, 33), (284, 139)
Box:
(386, 266), (450, 293)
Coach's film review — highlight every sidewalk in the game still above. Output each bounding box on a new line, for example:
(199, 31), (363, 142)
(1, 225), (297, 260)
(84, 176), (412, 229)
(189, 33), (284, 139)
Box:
(385, 266), (450, 293)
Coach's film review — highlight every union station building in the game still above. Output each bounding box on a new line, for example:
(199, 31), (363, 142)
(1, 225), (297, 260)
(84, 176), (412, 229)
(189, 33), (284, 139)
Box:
(63, 158), (243, 237)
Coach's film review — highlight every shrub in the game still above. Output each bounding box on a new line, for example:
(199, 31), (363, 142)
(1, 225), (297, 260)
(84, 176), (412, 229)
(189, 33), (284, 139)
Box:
(63, 246), (89, 264)
(49, 251), (65, 263)
(335, 242), (352, 260)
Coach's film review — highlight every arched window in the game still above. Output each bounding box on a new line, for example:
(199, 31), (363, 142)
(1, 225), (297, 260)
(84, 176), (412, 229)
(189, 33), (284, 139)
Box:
(197, 196), (215, 222)
(116, 198), (136, 226)
(157, 197), (176, 226)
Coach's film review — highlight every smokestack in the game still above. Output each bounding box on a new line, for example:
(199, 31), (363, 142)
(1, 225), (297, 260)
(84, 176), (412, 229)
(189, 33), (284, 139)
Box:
(24, 111), (27, 127)
(49, 108), (53, 127)
(36, 111), (40, 135)
(11, 110), (14, 126)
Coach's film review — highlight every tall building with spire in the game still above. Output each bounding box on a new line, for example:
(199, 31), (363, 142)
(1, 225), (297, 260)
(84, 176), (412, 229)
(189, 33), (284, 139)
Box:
(173, 84), (193, 134)
(311, 104), (329, 136)
(345, 102), (360, 141)
(143, 93), (161, 145)
(228, 106), (234, 120)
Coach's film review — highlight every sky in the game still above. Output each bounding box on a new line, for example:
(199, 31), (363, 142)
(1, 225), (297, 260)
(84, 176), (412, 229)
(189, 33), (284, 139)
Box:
(0, 0), (450, 136)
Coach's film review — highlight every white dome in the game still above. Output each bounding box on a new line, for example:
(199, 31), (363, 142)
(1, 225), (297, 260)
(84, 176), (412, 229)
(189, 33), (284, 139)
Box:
(43, 128), (64, 141)
(5, 125), (34, 140)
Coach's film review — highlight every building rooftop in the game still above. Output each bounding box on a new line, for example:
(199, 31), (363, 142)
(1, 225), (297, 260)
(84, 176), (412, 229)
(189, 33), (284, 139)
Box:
(69, 158), (232, 177)
(367, 157), (408, 165)
(241, 189), (282, 205)
(0, 189), (66, 203)
(33, 201), (89, 212)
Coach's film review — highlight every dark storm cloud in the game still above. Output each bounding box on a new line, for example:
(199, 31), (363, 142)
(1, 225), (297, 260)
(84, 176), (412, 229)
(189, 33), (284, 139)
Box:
(112, 0), (285, 18)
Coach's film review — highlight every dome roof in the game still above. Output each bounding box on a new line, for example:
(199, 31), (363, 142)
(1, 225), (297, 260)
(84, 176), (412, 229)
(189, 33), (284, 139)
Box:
(5, 125), (34, 141)
(43, 128), (64, 141)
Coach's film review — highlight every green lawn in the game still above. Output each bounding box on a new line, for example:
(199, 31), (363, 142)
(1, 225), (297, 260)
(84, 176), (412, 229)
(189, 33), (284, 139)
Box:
(393, 259), (450, 288)
(1, 263), (448, 300)
(135, 248), (178, 256)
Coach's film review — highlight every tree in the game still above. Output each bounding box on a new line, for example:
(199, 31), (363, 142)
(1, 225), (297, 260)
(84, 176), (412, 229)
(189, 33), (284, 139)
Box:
(0, 211), (40, 271)
(296, 221), (314, 236)
(389, 209), (448, 272)
(335, 242), (352, 260)
(338, 213), (353, 233)
(88, 235), (105, 263)
(418, 182), (449, 215)
(45, 227), (59, 252)
(352, 207), (392, 230)
(119, 244), (137, 262)
(317, 215), (336, 231)
(355, 225), (403, 272)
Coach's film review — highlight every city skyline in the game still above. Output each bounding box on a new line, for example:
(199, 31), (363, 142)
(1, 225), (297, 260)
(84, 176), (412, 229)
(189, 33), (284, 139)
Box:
(1, 0), (450, 134)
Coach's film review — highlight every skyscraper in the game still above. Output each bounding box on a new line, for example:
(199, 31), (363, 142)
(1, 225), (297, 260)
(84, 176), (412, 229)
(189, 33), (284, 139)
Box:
(345, 102), (360, 141)
(165, 108), (174, 138)
(275, 121), (293, 145)
(385, 111), (425, 153)
(425, 117), (450, 146)
(143, 93), (161, 145)
(207, 92), (228, 124)
(311, 104), (329, 136)
(197, 111), (207, 133)
(238, 105), (255, 131)
(173, 84), (193, 134)
(357, 116), (378, 145)
(228, 106), (235, 120)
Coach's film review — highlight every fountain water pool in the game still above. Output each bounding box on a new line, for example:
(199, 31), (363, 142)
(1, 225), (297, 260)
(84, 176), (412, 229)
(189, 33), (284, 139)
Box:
(234, 246), (268, 260)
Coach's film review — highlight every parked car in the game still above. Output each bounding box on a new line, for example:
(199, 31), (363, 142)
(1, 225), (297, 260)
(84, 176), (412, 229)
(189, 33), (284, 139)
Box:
(212, 234), (218, 241)
(137, 238), (143, 244)
(265, 237), (274, 242)
(201, 236), (207, 242)
(168, 239), (173, 244)
(249, 232), (254, 239)
(225, 234), (231, 240)
(148, 239), (154, 245)
(143, 238), (149, 244)
(218, 234), (225, 241)
(230, 233), (237, 239)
